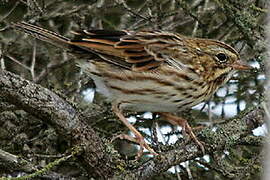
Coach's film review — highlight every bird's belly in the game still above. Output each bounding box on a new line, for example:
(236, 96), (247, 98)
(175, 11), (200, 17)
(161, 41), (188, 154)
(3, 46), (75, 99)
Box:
(89, 75), (209, 113)
(90, 74), (179, 112)
(81, 61), (210, 112)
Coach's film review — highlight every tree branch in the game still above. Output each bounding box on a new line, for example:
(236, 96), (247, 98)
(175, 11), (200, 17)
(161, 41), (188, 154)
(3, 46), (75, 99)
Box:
(112, 107), (264, 179)
(0, 148), (36, 173)
(0, 70), (120, 179)
(0, 70), (264, 179)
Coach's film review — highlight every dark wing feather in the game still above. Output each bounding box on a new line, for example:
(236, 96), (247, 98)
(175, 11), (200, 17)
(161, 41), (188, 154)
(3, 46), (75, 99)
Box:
(70, 30), (184, 71)
(14, 22), (184, 71)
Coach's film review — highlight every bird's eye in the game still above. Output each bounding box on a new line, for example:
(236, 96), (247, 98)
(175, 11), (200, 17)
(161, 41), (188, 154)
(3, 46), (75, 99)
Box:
(216, 53), (228, 63)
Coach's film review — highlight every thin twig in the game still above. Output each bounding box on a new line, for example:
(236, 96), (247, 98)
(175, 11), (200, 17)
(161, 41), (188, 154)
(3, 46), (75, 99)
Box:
(116, 0), (152, 22)
(6, 54), (30, 71)
(30, 39), (36, 80)
(0, 45), (5, 70)
(0, 1), (20, 22)
(34, 55), (70, 83)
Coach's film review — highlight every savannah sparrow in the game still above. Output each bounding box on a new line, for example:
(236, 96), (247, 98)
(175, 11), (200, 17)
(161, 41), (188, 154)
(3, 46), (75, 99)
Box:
(13, 22), (251, 156)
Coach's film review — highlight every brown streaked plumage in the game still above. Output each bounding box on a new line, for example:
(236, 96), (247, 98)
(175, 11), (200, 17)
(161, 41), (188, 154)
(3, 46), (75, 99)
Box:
(13, 22), (251, 157)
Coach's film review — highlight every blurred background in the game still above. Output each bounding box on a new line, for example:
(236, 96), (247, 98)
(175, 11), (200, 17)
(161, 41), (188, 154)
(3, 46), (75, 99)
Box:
(0, 0), (268, 179)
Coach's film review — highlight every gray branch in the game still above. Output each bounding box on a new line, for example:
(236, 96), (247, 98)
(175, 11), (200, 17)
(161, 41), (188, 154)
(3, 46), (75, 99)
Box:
(114, 107), (264, 179)
(0, 149), (36, 173)
(0, 70), (264, 179)
(0, 70), (118, 179)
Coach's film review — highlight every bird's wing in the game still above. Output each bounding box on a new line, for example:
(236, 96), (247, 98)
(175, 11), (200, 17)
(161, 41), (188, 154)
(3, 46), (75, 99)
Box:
(14, 22), (187, 71)
(70, 30), (187, 71)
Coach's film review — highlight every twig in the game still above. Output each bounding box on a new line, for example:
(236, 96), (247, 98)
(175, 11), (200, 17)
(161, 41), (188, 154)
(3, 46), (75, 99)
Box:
(30, 40), (36, 80)
(0, 147), (82, 180)
(0, 148), (36, 173)
(6, 54), (30, 71)
(0, 1), (20, 22)
(34, 55), (70, 83)
(116, 0), (152, 22)
(0, 46), (5, 70)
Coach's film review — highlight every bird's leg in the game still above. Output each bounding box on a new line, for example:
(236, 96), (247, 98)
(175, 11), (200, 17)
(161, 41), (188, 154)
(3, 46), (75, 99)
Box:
(112, 104), (158, 157)
(158, 112), (205, 154)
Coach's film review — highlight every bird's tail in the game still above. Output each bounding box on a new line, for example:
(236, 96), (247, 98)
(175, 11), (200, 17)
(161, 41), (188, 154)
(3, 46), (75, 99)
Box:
(13, 22), (70, 48)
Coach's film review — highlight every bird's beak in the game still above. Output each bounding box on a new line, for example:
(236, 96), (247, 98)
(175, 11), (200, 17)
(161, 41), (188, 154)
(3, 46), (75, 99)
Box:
(231, 60), (252, 70)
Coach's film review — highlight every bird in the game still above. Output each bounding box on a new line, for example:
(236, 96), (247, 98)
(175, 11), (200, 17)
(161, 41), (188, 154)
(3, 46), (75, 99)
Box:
(13, 22), (251, 157)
